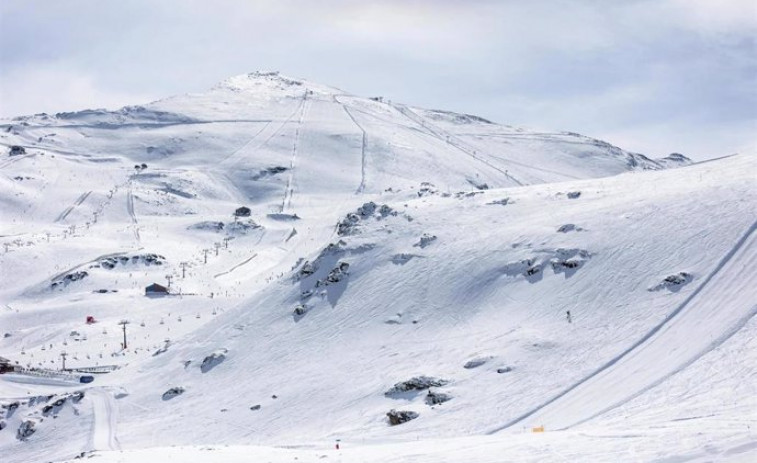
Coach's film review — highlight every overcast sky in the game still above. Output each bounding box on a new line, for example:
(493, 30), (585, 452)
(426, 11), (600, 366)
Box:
(1, 0), (755, 160)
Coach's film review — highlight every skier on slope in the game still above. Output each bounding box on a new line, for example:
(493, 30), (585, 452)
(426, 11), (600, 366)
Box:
(566, 310), (572, 323)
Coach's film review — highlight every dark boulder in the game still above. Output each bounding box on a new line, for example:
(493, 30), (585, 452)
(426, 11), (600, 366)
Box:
(387, 409), (419, 426)
(16, 420), (35, 440)
(162, 387), (185, 400)
(425, 390), (451, 406)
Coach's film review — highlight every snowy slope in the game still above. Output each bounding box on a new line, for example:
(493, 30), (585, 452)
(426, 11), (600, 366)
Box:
(0, 72), (753, 463)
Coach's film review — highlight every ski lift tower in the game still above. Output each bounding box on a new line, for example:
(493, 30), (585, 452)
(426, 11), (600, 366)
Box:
(118, 320), (130, 350)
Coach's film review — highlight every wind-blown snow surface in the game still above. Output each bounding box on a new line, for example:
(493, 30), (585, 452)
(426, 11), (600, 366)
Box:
(0, 72), (754, 462)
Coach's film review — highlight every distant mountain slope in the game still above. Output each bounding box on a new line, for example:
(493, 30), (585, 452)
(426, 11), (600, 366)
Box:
(4, 72), (751, 463)
(1, 71), (687, 216)
(109, 154), (755, 448)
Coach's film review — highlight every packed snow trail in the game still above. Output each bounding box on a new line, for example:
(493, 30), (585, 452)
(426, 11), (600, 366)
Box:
(55, 191), (92, 222)
(335, 96), (368, 194)
(126, 180), (140, 244)
(220, 96), (307, 170)
(88, 388), (120, 451)
(490, 220), (757, 432)
(391, 104), (525, 186)
(0, 151), (36, 169)
(281, 94), (311, 213)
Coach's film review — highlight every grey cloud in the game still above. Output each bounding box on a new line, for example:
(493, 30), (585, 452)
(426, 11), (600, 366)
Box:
(0, 0), (754, 160)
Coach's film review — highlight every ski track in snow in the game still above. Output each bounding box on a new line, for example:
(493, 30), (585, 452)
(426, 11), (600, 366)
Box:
(0, 152), (37, 169)
(218, 120), (274, 165)
(398, 106), (586, 183)
(55, 191), (92, 223)
(88, 388), (121, 452)
(221, 97), (307, 170)
(214, 253), (258, 278)
(490, 219), (757, 432)
(280, 94), (311, 213)
(390, 103), (527, 186)
(126, 179), (140, 244)
(2, 73), (753, 463)
(335, 96), (368, 194)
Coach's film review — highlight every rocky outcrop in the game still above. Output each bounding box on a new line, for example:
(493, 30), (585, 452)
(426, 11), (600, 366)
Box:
(649, 272), (693, 291)
(386, 409), (419, 426)
(425, 390), (452, 406)
(201, 349), (228, 373)
(16, 420), (35, 440)
(463, 357), (492, 369)
(337, 202), (396, 236)
(385, 376), (449, 397)
(162, 387), (185, 400)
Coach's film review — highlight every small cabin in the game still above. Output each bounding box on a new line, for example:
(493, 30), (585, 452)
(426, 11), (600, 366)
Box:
(0, 356), (15, 374)
(234, 206), (251, 217)
(145, 283), (169, 296)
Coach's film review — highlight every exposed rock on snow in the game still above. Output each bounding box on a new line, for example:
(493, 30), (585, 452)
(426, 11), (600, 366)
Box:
(466, 178), (490, 190)
(292, 304), (310, 320)
(501, 249), (591, 281)
(391, 253), (420, 265)
(9, 145), (26, 156)
(557, 223), (583, 233)
(189, 219), (260, 236)
(98, 254), (165, 269)
(200, 349), (228, 373)
(455, 191), (484, 199)
(414, 233), (437, 249)
(649, 272), (693, 291)
(188, 221), (225, 232)
(387, 409), (419, 426)
(463, 357), (492, 369)
(51, 271), (88, 288)
(497, 367), (514, 374)
(16, 420), (35, 440)
(550, 249), (592, 275)
(385, 376), (450, 397)
(417, 182), (438, 197)
(297, 261), (318, 279)
(267, 213), (300, 221)
(567, 191), (581, 199)
(251, 166), (288, 181)
(487, 198), (510, 206)
(322, 262), (349, 285)
(425, 390), (452, 406)
(337, 202), (396, 236)
(153, 340), (171, 356)
(162, 387), (186, 400)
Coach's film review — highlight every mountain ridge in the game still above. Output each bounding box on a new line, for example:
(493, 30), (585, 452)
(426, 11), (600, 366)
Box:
(0, 73), (752, 463)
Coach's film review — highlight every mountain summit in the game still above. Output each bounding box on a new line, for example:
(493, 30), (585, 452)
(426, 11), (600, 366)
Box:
(0, 74), (752, 463)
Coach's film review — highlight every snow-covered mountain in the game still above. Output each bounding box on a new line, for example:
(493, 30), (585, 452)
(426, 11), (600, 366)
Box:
(0, 72), (754, 463)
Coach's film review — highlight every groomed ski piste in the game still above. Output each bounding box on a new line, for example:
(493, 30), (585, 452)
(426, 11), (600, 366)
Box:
(0, 72), (755, 462)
